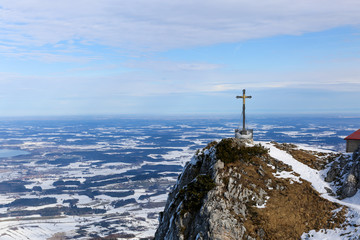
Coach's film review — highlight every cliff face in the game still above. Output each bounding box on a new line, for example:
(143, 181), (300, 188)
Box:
(325, 145), (360, 199)
(154, 138), (346, 240)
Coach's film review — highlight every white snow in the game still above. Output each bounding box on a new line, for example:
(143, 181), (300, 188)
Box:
(273, 171), (302, 184)
(275, 131), (309, 137)
(256, 196), (270, 209)
(295, 143), (335, 153)
(2, 124), (360, 240)
(161, 147), (194, 166)
(262, 142), (331, 195)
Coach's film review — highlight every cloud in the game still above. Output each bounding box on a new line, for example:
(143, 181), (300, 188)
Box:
(1, 0), (360, 55)
(204, 70), (360, 93)
(123, 60), (221, 71)
(0, 0), (359, 115)
(0, 64), (358, 116)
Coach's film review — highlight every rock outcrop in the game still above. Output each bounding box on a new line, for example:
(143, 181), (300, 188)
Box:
(328, 145), (360, 199)
(155, 138), (346, 240)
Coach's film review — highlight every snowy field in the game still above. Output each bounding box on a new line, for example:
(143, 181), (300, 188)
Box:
(0, 116), (357, 239)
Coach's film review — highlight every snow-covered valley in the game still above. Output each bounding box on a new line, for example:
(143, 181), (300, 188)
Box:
(0, 116), (358, 239)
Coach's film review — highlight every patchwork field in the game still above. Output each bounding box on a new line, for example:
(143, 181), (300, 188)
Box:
(0, 116), (357, 239)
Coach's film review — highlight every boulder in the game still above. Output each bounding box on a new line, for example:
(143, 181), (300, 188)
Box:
(340, 173), (358, 198)
(325, 162), (340, 182)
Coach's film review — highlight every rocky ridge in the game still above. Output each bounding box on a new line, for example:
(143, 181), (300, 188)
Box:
(325, 145), (360, 199)
(155, 138), (346, 240)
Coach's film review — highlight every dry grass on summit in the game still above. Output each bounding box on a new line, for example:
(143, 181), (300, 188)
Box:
(246, 179), (346, 240)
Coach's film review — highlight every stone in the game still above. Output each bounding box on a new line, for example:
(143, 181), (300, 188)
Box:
(154, 139), (268, 240)
(257, 165), (265, 176)
(339, 156), (348, 168)
(340, 173), (358, 198)
(325, 161), (340, 182)
(256, 228), (266, 239)
(353, 145), (360, 161)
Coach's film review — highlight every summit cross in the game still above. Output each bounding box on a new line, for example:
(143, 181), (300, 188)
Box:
(236, 89), (252, 132)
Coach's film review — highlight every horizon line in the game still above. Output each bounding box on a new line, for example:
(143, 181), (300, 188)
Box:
(0, 113), (359, 121)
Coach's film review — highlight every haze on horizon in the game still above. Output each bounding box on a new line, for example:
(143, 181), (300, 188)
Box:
(0, 0), (359, 117)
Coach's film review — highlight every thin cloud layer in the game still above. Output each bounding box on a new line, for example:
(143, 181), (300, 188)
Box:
(1, 0), (360, 52)
(0, 1), (359, 115)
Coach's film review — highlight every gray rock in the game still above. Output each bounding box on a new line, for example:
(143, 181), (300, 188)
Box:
(154, 138), (269, 240)
(325, 161), (340, 182)
(257, 165), (265, 176)
(353, 145), (360, 161)
(340, 173), (358, 198)
(257, 228), (266, 239)
(339, 155), (348, 168)
(325, 187), (335, 196)
(337, 148), (360, 199)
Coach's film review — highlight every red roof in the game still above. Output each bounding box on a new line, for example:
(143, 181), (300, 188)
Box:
(345, 129), (360, 140)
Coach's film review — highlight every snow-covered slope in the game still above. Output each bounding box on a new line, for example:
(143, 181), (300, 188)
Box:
(263, 142), (360, 239)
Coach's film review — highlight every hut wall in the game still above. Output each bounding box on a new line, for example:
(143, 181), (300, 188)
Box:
(346, 140), (360, 152)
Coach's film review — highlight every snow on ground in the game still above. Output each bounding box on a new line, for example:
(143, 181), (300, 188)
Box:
(295, 143), (335, 153)
(256, 196), (270, 209)
(273, 170), (302, 184)
(258, 141), (360, 239)
(262, 142), (329, 195)
(161, 147), (194, 166)
(274, 130), (337, 139)
(0, 216), (81, 240)
(275, 131), (309, 137)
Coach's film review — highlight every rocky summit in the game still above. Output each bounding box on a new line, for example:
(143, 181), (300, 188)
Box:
(154, 138), (349, 240)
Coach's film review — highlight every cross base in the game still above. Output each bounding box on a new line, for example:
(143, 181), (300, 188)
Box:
(235, 129), (253, 140)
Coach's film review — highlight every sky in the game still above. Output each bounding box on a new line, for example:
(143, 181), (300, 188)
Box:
(0, 0), (360, 116)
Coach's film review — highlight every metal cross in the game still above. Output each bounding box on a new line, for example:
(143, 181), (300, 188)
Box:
(236, 89), (252, 131)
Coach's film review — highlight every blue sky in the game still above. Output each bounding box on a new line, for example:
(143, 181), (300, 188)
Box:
(0, 0), (359, 116)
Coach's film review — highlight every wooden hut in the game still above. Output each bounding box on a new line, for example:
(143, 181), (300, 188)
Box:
(345, 129), (360, 152)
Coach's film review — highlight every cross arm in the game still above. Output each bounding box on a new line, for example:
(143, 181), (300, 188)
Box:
(236, 96), (252, 99)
